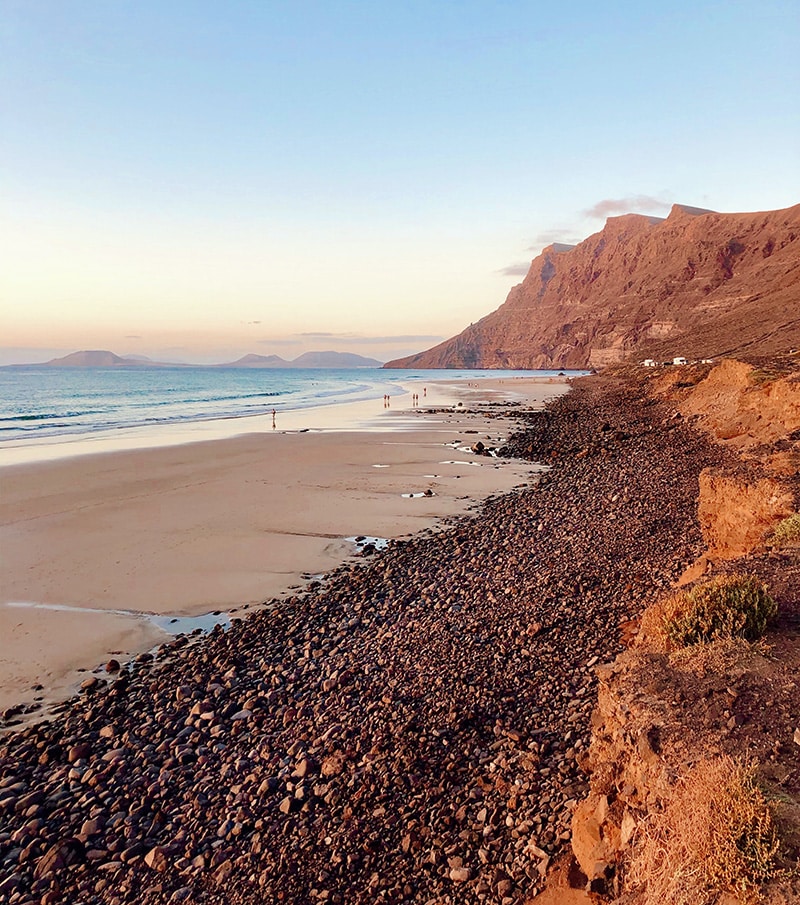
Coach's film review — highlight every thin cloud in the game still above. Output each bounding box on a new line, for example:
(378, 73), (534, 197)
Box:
(584, 195), (671, 218)
(256, 338), (302, 346)
(347, 334), (443, 345)
(124, 334), (142, 339)
(497, 262), (531, 277)
(529, 228), (577, 249)
(297, 333), (443, 345)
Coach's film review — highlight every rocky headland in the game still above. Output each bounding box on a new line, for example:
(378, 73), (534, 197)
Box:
(7, 358), (794, 904)
(385, 203), (800, 370)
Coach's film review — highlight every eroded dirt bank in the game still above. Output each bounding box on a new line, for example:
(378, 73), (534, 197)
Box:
(567, 358), (800, 905)
(0, 378), (724, 905)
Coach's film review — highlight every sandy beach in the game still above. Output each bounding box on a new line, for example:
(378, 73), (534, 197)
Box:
(0, 377), (568, 715)
(0, 372), (724, 904)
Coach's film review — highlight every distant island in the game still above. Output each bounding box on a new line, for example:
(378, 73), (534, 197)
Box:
(219, 351), (383, 368)
(22, 350), (384, 369)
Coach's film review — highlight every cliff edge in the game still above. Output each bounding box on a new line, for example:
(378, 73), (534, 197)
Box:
(386, 204), (800, 370)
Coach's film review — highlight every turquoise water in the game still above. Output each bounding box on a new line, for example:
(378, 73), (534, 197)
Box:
(0, 366), (578, 445)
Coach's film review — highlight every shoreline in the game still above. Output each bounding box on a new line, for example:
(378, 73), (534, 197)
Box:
(0, 377), (569, 717)
(0, 373), (570, 468)
(0, 371), (722, 904)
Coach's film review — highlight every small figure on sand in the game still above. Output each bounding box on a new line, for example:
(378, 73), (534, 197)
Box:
(423, 387), (427, 398)
(272, 409), (276, 429)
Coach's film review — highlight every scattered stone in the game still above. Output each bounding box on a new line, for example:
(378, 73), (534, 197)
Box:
(0, 379), (723, 904)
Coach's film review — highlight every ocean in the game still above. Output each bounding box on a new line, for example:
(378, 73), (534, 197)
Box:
(0, 366), (581, 455)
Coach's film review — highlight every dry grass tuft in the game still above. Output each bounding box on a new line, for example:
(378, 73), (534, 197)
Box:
(668, 635), (767, 676)
(770, 513), (800, 547)
(637, 574), (776, 650)
(630, 756), (781, 905)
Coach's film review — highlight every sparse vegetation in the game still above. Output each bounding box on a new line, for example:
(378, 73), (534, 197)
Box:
(630, 756), (781, 905)
(641, 574), (776, 649)
(669, 635), (767, 676)
(749, 367), (778, 385)
(770, 513), (800, 547)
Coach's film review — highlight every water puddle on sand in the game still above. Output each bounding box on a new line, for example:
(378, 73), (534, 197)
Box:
(401, 491), (437, 499)
(346, 535), (389, 552)
(4, 601), (231, 636)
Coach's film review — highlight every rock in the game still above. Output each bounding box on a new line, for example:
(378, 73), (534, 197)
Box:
(144, 846), (170, 872)
(34, 838), (84, 879)
(449, 866), (472, 882)
(68, 743), (91, 763)
(571, 796), (614, 880)
(620, 809), (637, 847)
(80, 818), (104, 837)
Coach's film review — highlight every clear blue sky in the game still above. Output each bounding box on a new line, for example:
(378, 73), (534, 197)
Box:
(1, 0), (798, 363)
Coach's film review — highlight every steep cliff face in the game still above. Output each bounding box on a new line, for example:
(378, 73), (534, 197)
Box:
(385, 204), (800, 370)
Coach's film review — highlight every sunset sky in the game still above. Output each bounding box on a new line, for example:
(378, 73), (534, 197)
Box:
(2, 0), (798, 365)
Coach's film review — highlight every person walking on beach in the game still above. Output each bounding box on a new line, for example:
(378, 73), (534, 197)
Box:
(272, 409), (276, 429)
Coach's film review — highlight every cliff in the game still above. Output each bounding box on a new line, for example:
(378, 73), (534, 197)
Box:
(385, 203), (800, 370)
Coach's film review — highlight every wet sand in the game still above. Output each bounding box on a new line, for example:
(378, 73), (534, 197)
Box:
(0, 377), (568, 714)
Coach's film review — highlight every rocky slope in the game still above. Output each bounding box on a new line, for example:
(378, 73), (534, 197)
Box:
(385, 204), (800, 370)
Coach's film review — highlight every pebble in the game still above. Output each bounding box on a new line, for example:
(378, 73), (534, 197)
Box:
(0, 379), (723, 904)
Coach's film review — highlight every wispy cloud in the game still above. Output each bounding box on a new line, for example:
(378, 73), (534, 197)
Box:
(529, 228), (577, 249)
(124, 334), (142, 339)
(297, 332), (443, 345)
(497, 262), (531, 277)
(584, 195), (671, 219)
(256, 337), (302, 346)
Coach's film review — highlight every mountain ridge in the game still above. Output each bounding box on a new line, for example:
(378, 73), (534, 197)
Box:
(385, 203), (800, 369)
(25, 350), (384, 368)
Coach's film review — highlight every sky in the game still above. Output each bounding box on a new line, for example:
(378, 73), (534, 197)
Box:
(1, 0), (798, 365)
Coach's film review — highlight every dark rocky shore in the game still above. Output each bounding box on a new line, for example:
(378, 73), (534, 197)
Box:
(0, 376), (724, 905)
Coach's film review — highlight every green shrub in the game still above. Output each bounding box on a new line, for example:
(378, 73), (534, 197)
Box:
(664, 574), (776, 648)
(770, 513), (800, 547)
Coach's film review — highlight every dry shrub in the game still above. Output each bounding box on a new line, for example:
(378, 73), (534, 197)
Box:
(630, 756), (780, 905)
(770, 513), (800, 547)
(638, 574), (776, 650)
